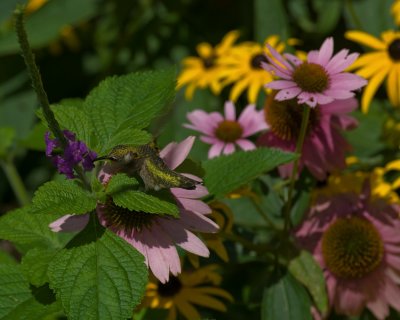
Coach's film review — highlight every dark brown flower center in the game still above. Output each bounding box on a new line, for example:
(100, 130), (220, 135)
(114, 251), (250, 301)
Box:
(322, 216), (384, 279)
(202, 55), (216, 69)
(102, 198), (154, 233)
(250, 53), (268, 69)
(157, 276), (183, 297)
(215, 120), (243, 142)
(388, 39), (400, 61)
(292, 62), (329, 92)
(264, 91), (320, 140)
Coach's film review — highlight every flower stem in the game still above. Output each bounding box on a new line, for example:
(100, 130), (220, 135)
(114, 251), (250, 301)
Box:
(0, 159), (30, 206)
(284, 106), (310, 231)
(14, 6), (67, 148)
(249, 196), (279, 230)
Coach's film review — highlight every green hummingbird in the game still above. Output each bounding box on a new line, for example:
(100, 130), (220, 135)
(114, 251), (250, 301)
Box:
(95, 144), (200, 191)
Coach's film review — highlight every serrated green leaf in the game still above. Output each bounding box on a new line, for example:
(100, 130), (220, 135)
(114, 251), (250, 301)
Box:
(48, 229), (147, 320)
(0, 265), (61, 319)
(203, 148), (297, 197)
(32, 180), (97, 215)
(0, 127), (15, 157)
(288, 250), (328, 316)
(101, 127), (152, 153)
(0, 207), (65, 249)
(111, 189), (179, 217)
(52, 104), (93, 147)
(22, 248), (58, 287)
(106, 173), (139, 194)
(0, 0), (97, 55)
(262, 272), (312, 320)
(0, 264), (32, 318)
(84, 68), (175, 149)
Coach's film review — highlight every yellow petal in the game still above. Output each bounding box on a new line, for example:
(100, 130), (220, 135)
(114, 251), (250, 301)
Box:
(387, 68), (399, 107)
(175, 298), (201, 320)
(230, 77), (251, 102)
(361, 66), (390, 113)
(345, 31), (386, 50)
(387, 160), (400, 171)
(166, 306), (177, 320)
(356, 59), (389, 78)
(196, 287), (234, 301)
(348, 52), (387, 70)
(217, 30), (240, 53)
(197, 43), (213, 57)
(248, 76), (263, 103)
(186, 291), (228, 312)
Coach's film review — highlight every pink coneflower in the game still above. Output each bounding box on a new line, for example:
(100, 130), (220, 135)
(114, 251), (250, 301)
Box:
(296, 180), (400, 319)
(184, 101), (268, 158)
(49, 137), (219, 283)
(263, 37), (367, 107)
(257, 92), (358, 180)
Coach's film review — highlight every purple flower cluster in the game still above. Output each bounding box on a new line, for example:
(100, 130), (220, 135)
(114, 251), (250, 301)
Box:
(45, 130), (97, 179)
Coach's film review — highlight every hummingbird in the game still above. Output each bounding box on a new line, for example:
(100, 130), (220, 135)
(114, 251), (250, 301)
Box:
(95, 144), (200, 191)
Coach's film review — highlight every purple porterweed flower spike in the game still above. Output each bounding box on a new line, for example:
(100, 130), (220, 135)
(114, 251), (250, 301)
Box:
(44, 130), (97, 179)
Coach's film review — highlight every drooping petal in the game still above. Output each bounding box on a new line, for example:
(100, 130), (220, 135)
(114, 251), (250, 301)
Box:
(160, 136), (196, 170)
(49, 214), (89, 232)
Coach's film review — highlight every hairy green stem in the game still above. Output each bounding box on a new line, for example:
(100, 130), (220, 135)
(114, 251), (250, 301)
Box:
(14, 6), (67, 147)
(1, 160), (30, 206)
(284, 106), (310, 231)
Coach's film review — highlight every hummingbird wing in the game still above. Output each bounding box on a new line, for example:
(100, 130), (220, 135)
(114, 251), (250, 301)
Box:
(140, 157), (199, 191)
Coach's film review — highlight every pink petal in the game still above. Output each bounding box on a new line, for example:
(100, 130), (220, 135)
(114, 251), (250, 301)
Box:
(266, 80), (297, 90)
(208, 141), (225, 158)
(236, 139), (256, 151)
(262, 62), (292, 80)
(383, 277), (400, 311)
(159, 220), (210, 257)
(265, 44), (293, 71)
(275, 87), (302, 101)
(322, 98), (358, 115)
(179, 209), (219, 232)
(334, 281), (365, 316)
(160, 136), (195, 170)
(224, 101), (236, 120)
(315, 93), (334, 105)
(170, 184), (208, 199)
(367, 296), (390, 319)
(284, 53), (302, 66)
(317, 37), (334, 66)
(297, 92), (318, 107)
(328, 52), (359, 74)
(307, 50), (319, 63)
(49, 214), (89, 232)
(330, 74), (368, 91)
(200, 135), (218, 144)
(223, 143), (235, 155)
(177, 198), (212, 214)
(323, 89), (355, 100)
(185, 110), (221, 135)
(325, 49), (349, 73)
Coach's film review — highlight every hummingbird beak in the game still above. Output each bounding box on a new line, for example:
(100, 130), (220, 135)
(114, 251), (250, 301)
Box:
(93, 156), (110, 162)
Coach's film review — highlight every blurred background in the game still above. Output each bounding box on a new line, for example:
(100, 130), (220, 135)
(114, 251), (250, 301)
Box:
(0, 0), (397, 319)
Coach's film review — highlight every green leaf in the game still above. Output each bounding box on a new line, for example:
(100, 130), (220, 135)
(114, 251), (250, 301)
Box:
(32, 180), (97, 215)
(0, 265), (61, 319)
(0, 250), (17, 265)
(0, 0), (97, 55)
(0, 264), (33, 318)
(0, 207), (65, 249)
(84, 68), (175, 149)
(19, 122), (47, 151)
(203, 148), (297, 197)
(22, 248), (58, 287)
(254, 0), (289, 41)
(344, 0), (395, 37)
(101, 127), (152, 154)
(111, 189), (179, 217)
(0, 127), (15, 158)
(106, 173), (139, 194)
(262, 272), (312, 320)
(48, 229), (147, 320)
(288, 250), (328, 316)
(0, 91), (37, 139)
(287, 0), (342, 35)
(52, 104), (93, 147)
